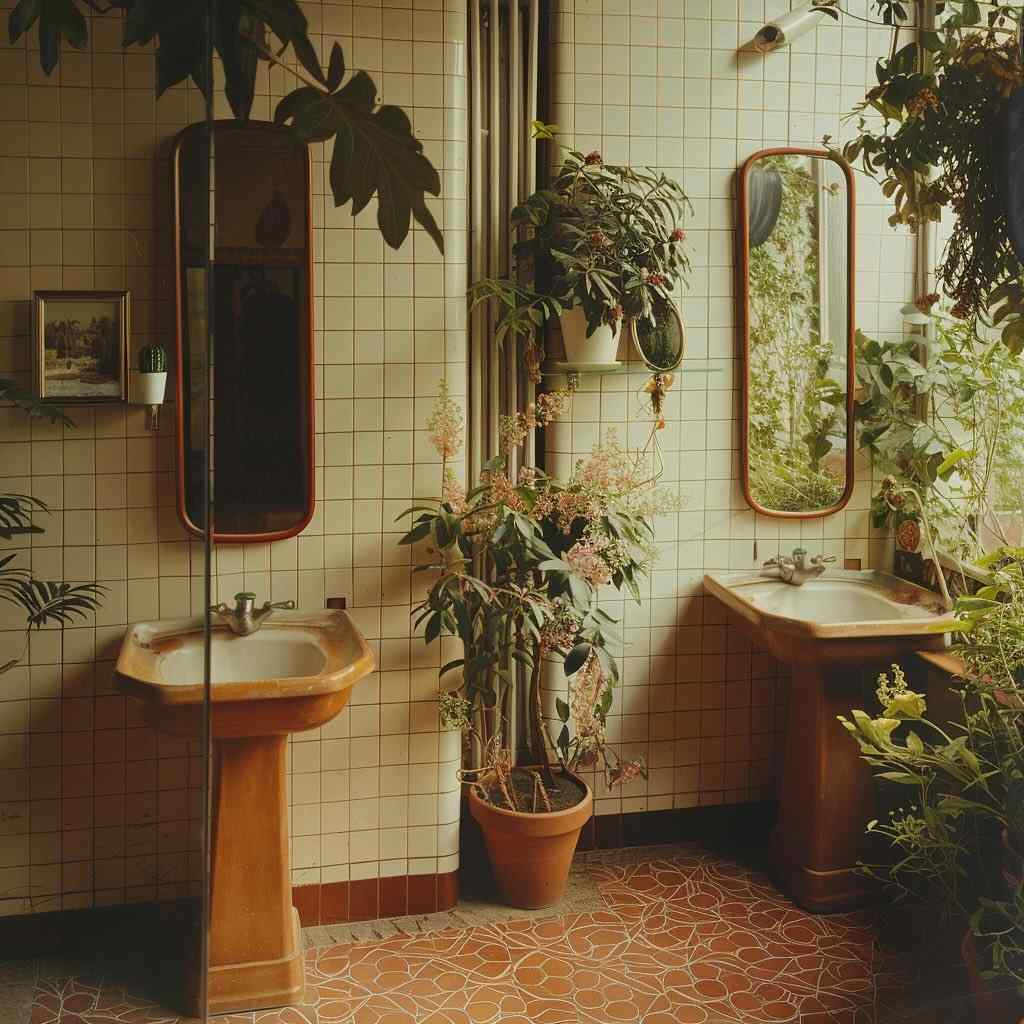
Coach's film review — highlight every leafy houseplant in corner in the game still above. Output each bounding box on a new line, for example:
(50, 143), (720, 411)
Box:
(401, 384), (677, 908)
(469, 124), (691, 375)
(837, 0), (1024, 332)
(838, 559), (1024, 1018)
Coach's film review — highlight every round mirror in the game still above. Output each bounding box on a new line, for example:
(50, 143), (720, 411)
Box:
(630, 296), (685, 371)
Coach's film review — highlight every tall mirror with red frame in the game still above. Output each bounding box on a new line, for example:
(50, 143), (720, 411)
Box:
(173, 121), (315, 542)
(738, 147), (856, 519)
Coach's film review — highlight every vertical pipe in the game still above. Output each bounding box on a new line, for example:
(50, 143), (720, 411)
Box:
(488, 0), (502, 459)
(524, 0), (540, 469)
(469, 1), (484, 480)
(507, 0), (521, 481)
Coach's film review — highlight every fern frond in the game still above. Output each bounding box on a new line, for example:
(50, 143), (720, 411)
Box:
(0, 494), (48, 540)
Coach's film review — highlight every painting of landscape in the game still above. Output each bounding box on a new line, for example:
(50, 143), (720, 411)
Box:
(36, 294), (126, 400)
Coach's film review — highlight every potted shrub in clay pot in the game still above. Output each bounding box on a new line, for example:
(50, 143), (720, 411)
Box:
(399, 382), (677, 909)
(839, 557), (1024, 1019)
(469, 123), (692, 376)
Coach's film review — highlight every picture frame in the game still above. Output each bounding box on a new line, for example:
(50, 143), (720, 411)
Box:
(32, 289), (129, 403)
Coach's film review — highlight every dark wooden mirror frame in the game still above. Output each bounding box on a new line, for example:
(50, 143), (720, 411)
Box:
(171, 120), (316, 544)
(737, 146), (857, 520)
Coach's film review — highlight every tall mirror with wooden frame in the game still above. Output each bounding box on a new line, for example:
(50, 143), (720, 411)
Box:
(738, 147), (856, 519)
(173, 120), (315, 543)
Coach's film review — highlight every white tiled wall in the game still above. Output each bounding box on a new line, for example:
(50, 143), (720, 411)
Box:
(0, 0), (467, 914)
(0, 0), (916, 917)
(544, 0), (916, 815)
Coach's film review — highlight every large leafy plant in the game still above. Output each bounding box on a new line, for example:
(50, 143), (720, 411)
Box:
(400, 384), (677, 806)
(855, 313), (1024, 560)
(469, 125), (690, 380)
(8, 0), (442, 251)
(0, 383), (104, 676)
(839, 560), (1024, 990)
(838, 1), (1024, 324)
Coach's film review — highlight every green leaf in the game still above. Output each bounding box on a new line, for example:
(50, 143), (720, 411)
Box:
(555, 697), (570, 722)
(8, 0), (41, 43)
(424, 613), (442, 644)
(277, 73), (443, 252)
(326, 40), (345, 92)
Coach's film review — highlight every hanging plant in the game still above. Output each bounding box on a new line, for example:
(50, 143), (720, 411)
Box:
(837, 1), (1024, 326)
(8, 0), (443, 252)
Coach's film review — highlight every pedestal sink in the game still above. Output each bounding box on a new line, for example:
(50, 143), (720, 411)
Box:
(703, 570), (953, 912)
(114, 609), (375, 1014)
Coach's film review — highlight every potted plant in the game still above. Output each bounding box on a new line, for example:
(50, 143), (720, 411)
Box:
(400, 383), (677, 908)
(837, 1), (1024, 329)
(469, 123), (691, 375)
(838, 558), (1024, 1018)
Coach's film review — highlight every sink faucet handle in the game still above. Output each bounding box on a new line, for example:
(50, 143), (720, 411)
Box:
(812, 553), (837, 565)
(261, 599), (296, 612)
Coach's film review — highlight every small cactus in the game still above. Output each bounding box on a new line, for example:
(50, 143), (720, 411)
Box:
(138, 344), (168, 374)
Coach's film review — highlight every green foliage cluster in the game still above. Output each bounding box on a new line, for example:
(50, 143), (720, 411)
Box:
(400, 440), (675, 793)
(840, 560), (1024, 989)
(469, 129), (691, 360)
(747, 155), (845, 512)
(838, 0), (1024, 321)
(0, 386), (104, 676)
(856, 316), (1024, 559)
(8, 0), (442, 252)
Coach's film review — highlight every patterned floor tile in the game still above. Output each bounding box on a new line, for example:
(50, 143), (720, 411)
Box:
(16, 843), (979, 1024)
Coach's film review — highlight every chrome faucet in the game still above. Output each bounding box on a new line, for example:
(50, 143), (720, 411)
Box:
(210, 592), (296, 636)
(761, 547), (836, 586)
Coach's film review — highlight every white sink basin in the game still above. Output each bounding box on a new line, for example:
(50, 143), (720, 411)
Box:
(158, 629), (328, 686)
(704, 569), (952, 640)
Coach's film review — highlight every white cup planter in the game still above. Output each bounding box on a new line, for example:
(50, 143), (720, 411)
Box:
(560, 306), (621, 365)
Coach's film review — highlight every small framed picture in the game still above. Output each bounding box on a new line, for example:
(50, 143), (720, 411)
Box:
(32, 290), (129, 403)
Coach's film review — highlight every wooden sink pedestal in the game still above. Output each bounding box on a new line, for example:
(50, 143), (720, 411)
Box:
(206, 733), (303, 1014)
(769, 660), (879, 912)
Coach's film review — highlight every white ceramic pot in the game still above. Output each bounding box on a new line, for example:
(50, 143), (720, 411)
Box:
(560, 306), (621, 364)
(133, 370), (167, 406)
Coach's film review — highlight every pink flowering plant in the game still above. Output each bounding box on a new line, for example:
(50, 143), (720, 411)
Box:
(468, 122), (691, 381)
(401, 383), (678, 806)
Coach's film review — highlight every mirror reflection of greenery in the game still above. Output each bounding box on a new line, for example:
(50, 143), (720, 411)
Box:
(857, 316), (1024, 561)
(634, 295), (683, 371)
(748, 155), (846, 512)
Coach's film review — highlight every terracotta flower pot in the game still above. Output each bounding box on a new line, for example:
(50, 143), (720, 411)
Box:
(468, 770), (593, 910)
(962, 930), (1024, 1022)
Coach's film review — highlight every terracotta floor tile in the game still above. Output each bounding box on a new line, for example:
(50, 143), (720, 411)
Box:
(23, 843), (976, 1024)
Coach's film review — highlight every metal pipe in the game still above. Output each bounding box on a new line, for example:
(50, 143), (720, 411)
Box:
(488, 0), (502, 460)
(469, 1), (484, 481)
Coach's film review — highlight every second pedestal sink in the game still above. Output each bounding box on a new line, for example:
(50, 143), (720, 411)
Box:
(704, 569), (953, 912)
(115, 609), (375, 1014)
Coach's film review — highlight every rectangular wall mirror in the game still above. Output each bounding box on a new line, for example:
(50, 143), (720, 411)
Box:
(738, 147), (856, 518)
(173, 121), (315, 542)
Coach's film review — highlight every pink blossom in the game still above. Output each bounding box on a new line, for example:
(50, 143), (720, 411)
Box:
(426, 380), (463, 461)
(566, 536), (613, 587)
(569, 655), (605, 741)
